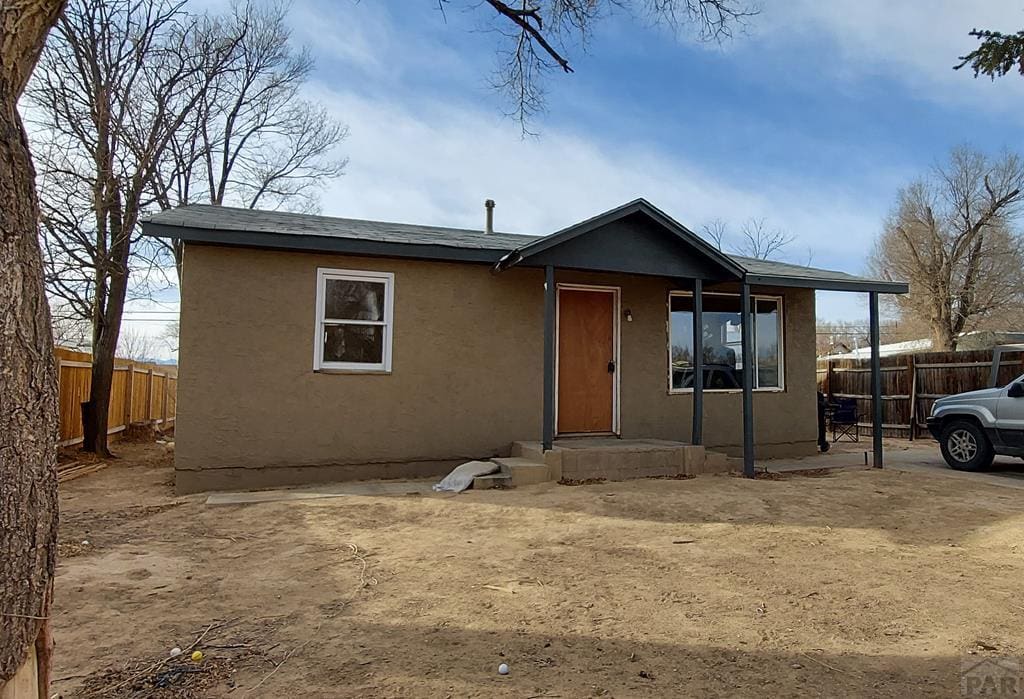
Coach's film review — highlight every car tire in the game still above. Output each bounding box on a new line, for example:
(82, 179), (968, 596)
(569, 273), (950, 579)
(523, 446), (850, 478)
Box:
(939, 420), (995, 472)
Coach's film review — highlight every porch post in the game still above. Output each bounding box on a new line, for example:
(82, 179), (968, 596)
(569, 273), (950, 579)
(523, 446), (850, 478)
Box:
(869, 291), (883, 468)
(542, 265), (556, 451)
(741, 281), (755, 478)
(691, 278), (704, 445)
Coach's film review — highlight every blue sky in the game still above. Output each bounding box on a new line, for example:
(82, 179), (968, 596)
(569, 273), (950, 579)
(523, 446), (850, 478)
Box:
(130, 0), (1024, 354)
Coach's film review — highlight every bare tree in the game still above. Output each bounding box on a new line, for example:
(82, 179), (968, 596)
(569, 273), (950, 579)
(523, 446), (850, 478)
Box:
(449, 0), (756, 131)
(701, 218), (728, 250)
(50, 303), (92, 350)
(736, 218), (796, 260)
(161, 320), (180, 357)
(0, 1), (65, 694)
(699, 217), (795, 260)
(27, 0), (238, 455)
(815, 319), (903, 357)
(148, 1), (349, 281)
(869, 147), (1024, 351)
(117, 326), (159, 361)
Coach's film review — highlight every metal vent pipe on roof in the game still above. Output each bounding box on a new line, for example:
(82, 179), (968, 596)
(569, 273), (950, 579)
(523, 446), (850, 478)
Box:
(485, 199), (495, 234)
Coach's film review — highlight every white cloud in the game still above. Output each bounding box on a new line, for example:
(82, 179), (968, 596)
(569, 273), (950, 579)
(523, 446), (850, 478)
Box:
(757, 1), (1024, 113)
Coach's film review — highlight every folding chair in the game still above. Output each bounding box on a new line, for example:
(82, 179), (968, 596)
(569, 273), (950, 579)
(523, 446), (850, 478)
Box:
(829, 397), (859, 443)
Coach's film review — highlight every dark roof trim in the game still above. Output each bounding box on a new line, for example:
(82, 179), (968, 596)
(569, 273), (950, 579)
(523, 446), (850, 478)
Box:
(143, 222), (508, 265)
(496, 198), (745, 277)
(743, 273), (909, 294)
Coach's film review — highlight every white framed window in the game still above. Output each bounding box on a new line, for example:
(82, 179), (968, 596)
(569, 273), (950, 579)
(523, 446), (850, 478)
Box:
(668, 291), (784, 393)
(313, 268), (394, 373)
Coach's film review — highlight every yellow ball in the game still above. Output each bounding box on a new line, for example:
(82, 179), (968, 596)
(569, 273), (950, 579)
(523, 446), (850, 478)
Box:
(191, 650), (204, 663)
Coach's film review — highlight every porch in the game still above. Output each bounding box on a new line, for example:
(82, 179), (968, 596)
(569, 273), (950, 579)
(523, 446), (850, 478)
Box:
(493, 199), (908, 479)
(473, 438), (731, 489)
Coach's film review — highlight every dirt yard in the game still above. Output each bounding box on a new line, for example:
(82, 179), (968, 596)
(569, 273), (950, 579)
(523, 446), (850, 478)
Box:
(51, 442), (1024, 698)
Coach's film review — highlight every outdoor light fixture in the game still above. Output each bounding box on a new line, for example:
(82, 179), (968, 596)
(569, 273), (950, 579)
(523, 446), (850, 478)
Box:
(625, 309), (633, 322)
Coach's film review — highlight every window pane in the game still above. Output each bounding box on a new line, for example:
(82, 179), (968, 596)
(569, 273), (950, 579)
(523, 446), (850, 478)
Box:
(669, 295), (694, 389)
(669, 294), (784, 390)
(323, 324), (384, 364)
(755, 299), (781, 388)
(702, 296), (743, 389)
(324, 279), (385, 321)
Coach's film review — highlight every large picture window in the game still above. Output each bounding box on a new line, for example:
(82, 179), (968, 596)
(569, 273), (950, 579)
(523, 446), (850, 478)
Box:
(669, 292), (783, 392)
(314, 268), (394, 372)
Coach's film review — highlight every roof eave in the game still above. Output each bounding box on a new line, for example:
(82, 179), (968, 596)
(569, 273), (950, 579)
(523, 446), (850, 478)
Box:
(743, 273), (909, 294)
(142, 222), (515, 265)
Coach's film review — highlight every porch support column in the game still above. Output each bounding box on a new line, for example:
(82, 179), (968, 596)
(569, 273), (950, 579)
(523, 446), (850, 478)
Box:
(691, 278), (704, 445)
(869, 291), (883, 468)
(741, 281), (755, 478)
(542, 265), (556, 451)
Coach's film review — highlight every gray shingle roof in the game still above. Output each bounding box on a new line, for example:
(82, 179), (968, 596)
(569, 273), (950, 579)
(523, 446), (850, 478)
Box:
(144, 204), (533, 250)
(143, 203), (907, 293)
(730, 255), (899, 291)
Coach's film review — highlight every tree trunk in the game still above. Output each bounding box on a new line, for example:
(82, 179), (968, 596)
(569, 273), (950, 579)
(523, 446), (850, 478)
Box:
(81, 323), (117, 455)
(1, 1), (68, 694)
(931, 324), (957, 351)
(0, 55), (58, 699)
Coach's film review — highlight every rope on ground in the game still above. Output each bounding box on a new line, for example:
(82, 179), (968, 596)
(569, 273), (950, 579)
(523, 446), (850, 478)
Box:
(244, 541), (376, 694)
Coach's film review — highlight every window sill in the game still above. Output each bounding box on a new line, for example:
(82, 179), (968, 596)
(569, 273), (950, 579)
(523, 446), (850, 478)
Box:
(314, 368), (392, 376)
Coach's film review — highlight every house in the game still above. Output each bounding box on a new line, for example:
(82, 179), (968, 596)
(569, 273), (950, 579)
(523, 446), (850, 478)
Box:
(143, 199), (907, 493)
(829, 331), (1024, 360)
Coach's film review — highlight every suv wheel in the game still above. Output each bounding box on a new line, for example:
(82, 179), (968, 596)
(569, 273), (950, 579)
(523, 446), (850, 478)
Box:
(939, 420), (995, 471)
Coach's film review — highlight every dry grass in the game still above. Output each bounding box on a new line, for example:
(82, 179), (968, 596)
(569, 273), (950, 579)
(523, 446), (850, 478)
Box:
(52, 442), (1024, 697)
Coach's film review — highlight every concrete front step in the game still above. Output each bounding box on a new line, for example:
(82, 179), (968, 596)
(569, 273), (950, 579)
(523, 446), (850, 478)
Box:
(511, 441), (545, 462)
(703, 449), (734, 472)
(472, 472), (512, 490)
(491, 456), (550, 486)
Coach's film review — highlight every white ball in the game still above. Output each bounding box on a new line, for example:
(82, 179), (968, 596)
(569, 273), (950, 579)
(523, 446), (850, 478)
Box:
(169, 647), (182, 657)
(498, 663), (509, 675)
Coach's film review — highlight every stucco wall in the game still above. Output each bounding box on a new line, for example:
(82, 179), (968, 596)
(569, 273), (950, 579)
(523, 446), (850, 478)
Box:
(176, 245), (817, 492)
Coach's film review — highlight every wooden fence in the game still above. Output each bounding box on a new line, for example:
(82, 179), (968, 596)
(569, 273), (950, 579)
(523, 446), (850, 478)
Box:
(816, 348), (1024, 440)
(56, 346), (178, 447)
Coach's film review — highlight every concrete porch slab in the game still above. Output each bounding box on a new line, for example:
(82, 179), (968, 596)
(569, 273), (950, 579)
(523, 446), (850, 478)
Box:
(553, 437), (688, 450)
(513, 438), (716, 482)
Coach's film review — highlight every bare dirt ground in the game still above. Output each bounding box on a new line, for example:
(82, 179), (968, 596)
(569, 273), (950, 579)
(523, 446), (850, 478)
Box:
(52, 442), (1024, 698)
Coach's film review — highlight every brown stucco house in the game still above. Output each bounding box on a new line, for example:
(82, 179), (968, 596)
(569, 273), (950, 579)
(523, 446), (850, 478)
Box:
(143, 199), (907, 493)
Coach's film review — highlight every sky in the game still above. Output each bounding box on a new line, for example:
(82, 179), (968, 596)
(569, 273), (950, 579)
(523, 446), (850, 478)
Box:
(126, 0), (1024, 359)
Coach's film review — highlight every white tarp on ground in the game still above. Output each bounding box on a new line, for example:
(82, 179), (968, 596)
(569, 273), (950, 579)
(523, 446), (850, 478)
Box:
(432, 460), (499, 493)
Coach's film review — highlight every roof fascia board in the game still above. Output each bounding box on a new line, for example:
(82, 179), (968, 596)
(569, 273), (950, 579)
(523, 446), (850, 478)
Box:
(743, 273), (909, 294)
(142, 222), (510, 264)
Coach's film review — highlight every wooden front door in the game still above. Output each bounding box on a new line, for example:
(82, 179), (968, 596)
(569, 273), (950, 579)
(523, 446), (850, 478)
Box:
(557, 287), (616, 434)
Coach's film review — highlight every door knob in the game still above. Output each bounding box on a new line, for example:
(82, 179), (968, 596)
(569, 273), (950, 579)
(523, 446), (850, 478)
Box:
(608, 360), (616, 374)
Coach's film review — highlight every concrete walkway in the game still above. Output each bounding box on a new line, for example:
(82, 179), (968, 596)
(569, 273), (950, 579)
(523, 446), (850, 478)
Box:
(763, 439), (1024, 491)
(205, 478), (441, 506)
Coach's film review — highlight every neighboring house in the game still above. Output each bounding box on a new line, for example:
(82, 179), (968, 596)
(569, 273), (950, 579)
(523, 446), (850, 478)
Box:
(143, 199), (907, 493)
(828, 331), (1024, 360)
(821, 341), (852, 357)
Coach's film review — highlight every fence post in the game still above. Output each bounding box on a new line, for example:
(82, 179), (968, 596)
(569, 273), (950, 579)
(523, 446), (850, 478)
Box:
(124, 362), (134, 427)
(146, 367), (155, 424)
(825, 359), (833, 398)
(162, 373), (169, 426)
(907, 353), (917, 441)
